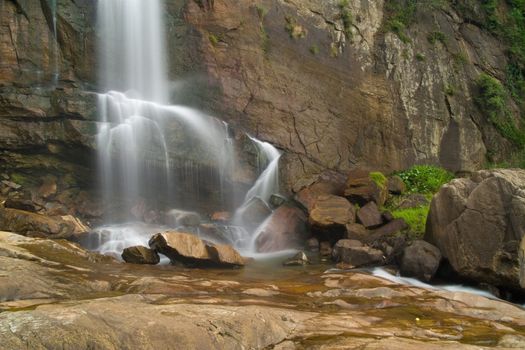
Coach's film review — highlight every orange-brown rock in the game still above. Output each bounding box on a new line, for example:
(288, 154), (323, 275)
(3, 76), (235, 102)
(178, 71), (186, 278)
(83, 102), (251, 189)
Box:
(344, 170), (388, 206)
(356, 202), (383, 229)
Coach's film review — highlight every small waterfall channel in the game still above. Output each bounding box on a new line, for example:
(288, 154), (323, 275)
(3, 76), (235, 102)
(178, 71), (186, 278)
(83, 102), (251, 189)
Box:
(89, 0), (283, 257)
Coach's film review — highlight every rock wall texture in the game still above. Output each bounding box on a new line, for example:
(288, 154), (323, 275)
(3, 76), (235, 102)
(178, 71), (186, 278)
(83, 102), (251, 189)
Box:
(0, 0), (520, 194)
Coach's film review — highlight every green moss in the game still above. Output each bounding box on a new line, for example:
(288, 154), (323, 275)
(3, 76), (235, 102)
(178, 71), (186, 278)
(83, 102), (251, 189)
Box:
(309, 45), (319, 55)
(395, 165), (454, 194)
(392, 205), (429, 238)
(415, 53), (425, 61)
(369, 171), (387, 189)
(208, 33), (219, 46)
(255, 5), (268, 19)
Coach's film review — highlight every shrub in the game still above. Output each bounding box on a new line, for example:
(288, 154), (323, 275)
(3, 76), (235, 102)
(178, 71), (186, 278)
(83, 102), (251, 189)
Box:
(395, 165), (454, 194)
(392, 205), (430, 238)
(427, 31), (446, 45)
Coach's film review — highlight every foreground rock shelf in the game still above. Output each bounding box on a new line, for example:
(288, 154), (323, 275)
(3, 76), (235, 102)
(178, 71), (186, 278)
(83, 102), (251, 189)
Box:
(0, 231), (524, 349)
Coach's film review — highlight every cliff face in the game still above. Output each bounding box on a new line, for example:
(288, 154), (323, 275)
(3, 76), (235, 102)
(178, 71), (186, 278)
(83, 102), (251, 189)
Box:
(0, 0), (520, 194)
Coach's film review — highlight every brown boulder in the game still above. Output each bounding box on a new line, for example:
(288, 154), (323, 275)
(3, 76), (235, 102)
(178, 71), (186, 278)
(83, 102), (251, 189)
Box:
(332, 239), (384, 267)
(400, 240), (441, 282)
(294, 170), (346, 212)
(344, 169), (388, 206)
(368, 219), (408, 240)
(345, 223), (368, 240)
(425, 169), (525, 289)
(309, 195), (356, 242)
(356, 202), (383, 228)
(4, 198), (39, 212)
(255, 204), (308, 253)
(149, 231), (244, 268)
(122, 246), (160, 265)
(387, 175), (406, 195)
(0, 207), (85, 238)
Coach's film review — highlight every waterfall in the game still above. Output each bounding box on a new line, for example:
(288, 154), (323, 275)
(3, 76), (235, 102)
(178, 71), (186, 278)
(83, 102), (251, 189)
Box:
(92, 0), (283, 257)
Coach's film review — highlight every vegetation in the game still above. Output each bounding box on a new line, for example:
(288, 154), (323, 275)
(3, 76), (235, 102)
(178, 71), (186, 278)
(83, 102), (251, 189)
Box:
(309, 45), (319, 55)
(369, 172), (387, 189)
(427, 31), (446, 45)
(415, 53), (425, 61)
(255, 5), (268, 20)
(444, 83), (456, 96)
(395, 165), (454, 194)
(392, 205), (430, 238)
(285, 16), (306, 39)
(208, 33), (219, 46)
(338, 0), (353, 40)
(476, 73), (525, 147)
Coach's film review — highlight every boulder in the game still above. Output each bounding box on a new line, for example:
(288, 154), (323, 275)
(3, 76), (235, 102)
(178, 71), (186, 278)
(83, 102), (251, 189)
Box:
(356, 202), (383, 228)
(387, 175), (406, 195)
(294, 170), (346, 212)
(343, 169), (388, 206)
(4, 198), (39, 212)
(400, 240), (441, 281)
(345, 223), (368, 240)
(367, 219), (408, 241)
(282, 251), (309, 266)
(0, 207), (84, 238)
(149, 231), (244, 268)
(255, 204), (308, 252)
(309, 195), (355, 242)
(425, 169), (525, 289)
(332, 239), (384, 267)
(122, 246), (160, 265)
(165, 209), (201, 227)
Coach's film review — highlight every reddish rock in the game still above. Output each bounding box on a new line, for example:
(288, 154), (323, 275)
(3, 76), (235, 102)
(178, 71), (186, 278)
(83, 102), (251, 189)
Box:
(255, 205), (308, 253)
(356, 202), (383, 228)
(294, 171), (346, 212)
(344, 169), (388, 206)
(332, 239), (384, 267)
(309, 195), (355, 228)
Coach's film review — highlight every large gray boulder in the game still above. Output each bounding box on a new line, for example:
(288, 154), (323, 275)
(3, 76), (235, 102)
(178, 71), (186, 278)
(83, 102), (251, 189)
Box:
(400, 240), (441, 282)
(425, 169), (525, 289)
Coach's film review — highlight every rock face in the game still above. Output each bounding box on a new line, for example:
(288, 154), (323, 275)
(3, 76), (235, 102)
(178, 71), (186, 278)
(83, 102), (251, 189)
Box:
(426, 169), (525, 289)
(332, 239), (384, 267)
(255, 204), (308, 252)
(122, 246), (160, 265)
(400, 240), (442, 282)
(149, 231), (244, 268)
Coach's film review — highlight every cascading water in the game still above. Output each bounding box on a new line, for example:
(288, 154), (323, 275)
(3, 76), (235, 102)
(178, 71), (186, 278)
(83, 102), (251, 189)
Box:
(91, 0), (284, 258)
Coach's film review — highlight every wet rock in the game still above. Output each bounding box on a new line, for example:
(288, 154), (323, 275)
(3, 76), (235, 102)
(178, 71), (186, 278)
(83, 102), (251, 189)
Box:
(211, 211), (231, 222)
(4, 198), (39, 212)
(255, 204), (308, 253)
(397, 193), (429, 209)
(269, 194), (287, 209)
(344, 169), (388, 207)
(425, 169), (525, 289)
(387, 175), (406, 195)
(309, 195), (355, 242)
(122, 246), (160, 265)
(165, 209), (201, 227)
(319, 241), (332, 257)
(283, 251), (309, 266)
(356, 202), (383, 228)
(236, 197), (272, 230)
(332, 239), (384, 267)
(306, 237), (319, 252)
(149, 231), (244, 268)
(0, 208), (85, 238)
(345, 223), (368, 241)
(400, 240), (441, 282)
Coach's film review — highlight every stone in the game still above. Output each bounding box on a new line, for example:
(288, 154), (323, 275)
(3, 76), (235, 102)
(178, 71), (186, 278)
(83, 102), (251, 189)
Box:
(211, 211), (231, 222)
(282, 251), (309, 266)
(400, 240), (442, 282)
(396, 193), (430, 209)
(356, 202), (383, 228)
(255, 204), (308, 252)
(319, 241), (332, 257)
(149, 231), (244, 268)
(236, 197), (272, 230)
(165, 209), (201, 227)
(294, 170), (346, 212)
(345, 223), (368, 240)
(425, 169), (525, 289)
(332, 239), (384, 267)
(0, 208), (83, 239)
(387, 175), (406, 194)
(344, 169), (388, 207)
(309, 195), (355, 242)
(38, 175), (57, 199)
(306, 237), (320, 252)
(122, 246), (160, 265)
(368, 219), (408, 240)
(269, 194), (287, 209)
(4, 198), (38, 212)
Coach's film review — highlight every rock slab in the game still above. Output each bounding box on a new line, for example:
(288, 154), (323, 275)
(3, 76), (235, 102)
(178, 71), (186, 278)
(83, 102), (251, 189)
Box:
(122, 246), (160, 265)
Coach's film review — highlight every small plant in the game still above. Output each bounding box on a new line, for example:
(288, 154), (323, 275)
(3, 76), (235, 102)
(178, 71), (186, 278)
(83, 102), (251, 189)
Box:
(395, 165), (454, 194)
(208, 33), (219, 46)
(338, 0), (353, 40)
(427, 31), (446, 45)
(255, 5), (268, 20)
(330, 43), (339, 57)
(452, 51), (468, 66)
(369, 172), (387, 189)
(415, 53), (425, 61)
(309, 44), (319, 55)
(260, 27), (270, 54)
(285, 16), (306, 39)
(444, 84), (456, 96)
